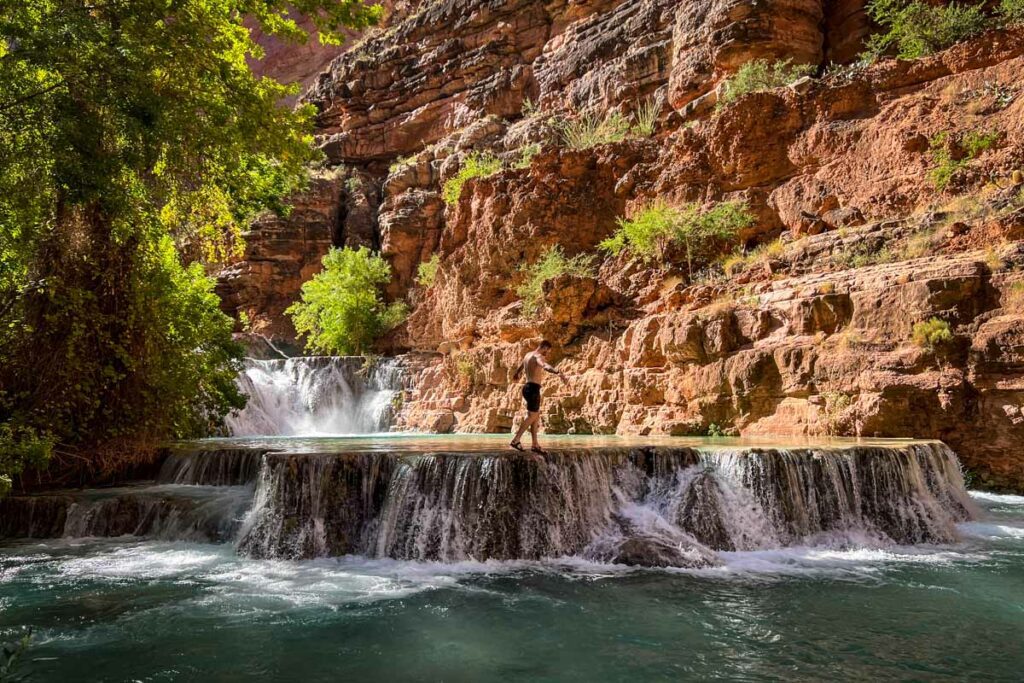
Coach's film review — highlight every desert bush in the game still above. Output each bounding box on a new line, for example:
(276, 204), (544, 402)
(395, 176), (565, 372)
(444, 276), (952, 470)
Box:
(864, 0), (989, 60)
(929, 130), (1000, 190)
(718, 59), (816, 107)
(555, 110), (632, 149)
(722, 238), (785, 276)
(600, 201), (680, 263)
(912, 317), (953, 350)
(442, 152), (503, 205)
(517, 246), (596, 314)
(1001, 0), (1024, 23)
(416, 253), (441, 287)
(602, 201), (754, 277)
(631, 97), (662, 137)
(288, 247), (408, 356)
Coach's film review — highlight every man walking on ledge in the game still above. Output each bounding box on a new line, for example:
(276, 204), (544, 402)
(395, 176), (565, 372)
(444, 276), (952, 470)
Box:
(510, 340), (567, 455)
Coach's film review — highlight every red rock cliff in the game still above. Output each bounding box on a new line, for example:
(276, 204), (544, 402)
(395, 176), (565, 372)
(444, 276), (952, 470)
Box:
(218, 1), (1024, 490)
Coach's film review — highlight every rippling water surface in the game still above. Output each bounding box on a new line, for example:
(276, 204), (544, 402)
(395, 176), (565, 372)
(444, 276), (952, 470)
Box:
(2, 491), (1023, 681)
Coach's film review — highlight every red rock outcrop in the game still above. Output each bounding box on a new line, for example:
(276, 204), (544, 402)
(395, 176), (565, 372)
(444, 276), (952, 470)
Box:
(217, 0), (1024, 490)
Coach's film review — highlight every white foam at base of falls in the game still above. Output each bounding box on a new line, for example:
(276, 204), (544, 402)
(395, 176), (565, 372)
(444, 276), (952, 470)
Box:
(225, 357), (403, 436)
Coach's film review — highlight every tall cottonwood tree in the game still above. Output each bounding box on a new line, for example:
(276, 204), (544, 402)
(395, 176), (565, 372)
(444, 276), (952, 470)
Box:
(0, 0), (381, 491)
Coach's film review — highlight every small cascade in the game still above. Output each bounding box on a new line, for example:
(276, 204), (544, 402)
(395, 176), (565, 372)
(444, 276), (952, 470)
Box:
(0, 449), (265, 542)
(158, 449), (268, 486)
(225, 357), (403, 436)
(2, 442), (977, 568)
(235, 442), (976, 565)
(0, 485), (254, 542)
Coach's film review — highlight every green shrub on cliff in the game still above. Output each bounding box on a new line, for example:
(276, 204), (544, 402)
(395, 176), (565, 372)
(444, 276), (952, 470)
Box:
(928, 130), (1001, 190)
(442, 152), (503, 205)
(556, 110), (632, 149)
(1002, 0), (1024, 23)
(602, 201), (754, 277)
(717, 59), (816, 107)
(912, 317), (954, 350)
(864, 0), (988, 59)
(517, 246), (596, 314)
(288, 247), (408, 356)
(416, 253), (441, 287)
(554, 99), (662, 149)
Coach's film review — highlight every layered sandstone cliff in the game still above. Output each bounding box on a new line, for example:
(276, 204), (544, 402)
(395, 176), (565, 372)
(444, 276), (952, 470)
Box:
(218, 1), (1024, 490)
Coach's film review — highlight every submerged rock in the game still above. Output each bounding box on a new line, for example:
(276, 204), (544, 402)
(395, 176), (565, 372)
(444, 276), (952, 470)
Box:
(606, 536), (718, 569)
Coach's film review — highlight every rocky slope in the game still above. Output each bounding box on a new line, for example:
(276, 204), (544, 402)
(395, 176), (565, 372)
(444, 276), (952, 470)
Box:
(218, 1), (1024, 490)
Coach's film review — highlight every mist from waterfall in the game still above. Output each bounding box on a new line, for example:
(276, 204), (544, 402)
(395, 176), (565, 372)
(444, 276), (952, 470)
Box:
(225, 357), (403, 436)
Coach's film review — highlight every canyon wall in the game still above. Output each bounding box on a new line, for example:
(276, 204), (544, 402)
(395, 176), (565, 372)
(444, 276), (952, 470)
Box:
(218, 1), (1024, 490)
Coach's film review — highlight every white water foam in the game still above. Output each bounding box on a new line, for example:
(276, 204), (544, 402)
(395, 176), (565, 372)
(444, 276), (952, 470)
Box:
(226, 357), (403, 436)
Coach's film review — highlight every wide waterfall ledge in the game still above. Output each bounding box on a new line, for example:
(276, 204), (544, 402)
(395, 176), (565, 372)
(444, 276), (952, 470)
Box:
(1, 436), (976, 569)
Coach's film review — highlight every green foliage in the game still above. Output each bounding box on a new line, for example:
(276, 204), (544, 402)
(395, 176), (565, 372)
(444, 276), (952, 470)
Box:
(514, 143), (541, 170)
(912, 317), (954, 350)
(929, 130), (1000, 190)
(706, 423), (725, 438)
(600, 201), (680, 263)
(416, 253), (441, 288)
(631, 97), (662, 137)
(442, 152), (503, 205)
(722, 238), (785, 276)
(516, 246), (596, 315)
(555, 110), (632, 149)
(288, 247), (407, 356)
(522, 97), (538, 117)
(389, 155), (417, 174)
(718, 59), (816, 107)
(864, 0), (989, 60)
(553, 98), (663, 149)
(455, 354), (477, 384)
(0, 1), (380, 479)
(1001, 0), (1024, 23)
(0, 426), (52, 498)
(602, 201), (754, 276)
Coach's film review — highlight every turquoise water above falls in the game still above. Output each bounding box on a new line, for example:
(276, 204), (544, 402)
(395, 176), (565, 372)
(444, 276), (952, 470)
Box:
(2, 491), (1022, 682)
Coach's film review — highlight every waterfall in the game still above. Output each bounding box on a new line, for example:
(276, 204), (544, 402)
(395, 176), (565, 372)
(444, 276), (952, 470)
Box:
(225, 357), (403, 436)
(1, 442), (977, 569)
(235, 443), (976, 565)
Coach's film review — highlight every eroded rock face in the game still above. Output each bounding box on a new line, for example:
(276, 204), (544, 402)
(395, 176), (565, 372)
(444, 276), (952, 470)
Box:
(216, 0), (1024, 490)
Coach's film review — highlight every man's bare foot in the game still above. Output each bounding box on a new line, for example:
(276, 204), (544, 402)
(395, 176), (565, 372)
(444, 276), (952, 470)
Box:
(510, 441), (525, 452)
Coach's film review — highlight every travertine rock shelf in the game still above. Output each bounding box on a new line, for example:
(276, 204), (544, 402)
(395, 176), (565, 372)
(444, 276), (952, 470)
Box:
(0, 442), (975, 567)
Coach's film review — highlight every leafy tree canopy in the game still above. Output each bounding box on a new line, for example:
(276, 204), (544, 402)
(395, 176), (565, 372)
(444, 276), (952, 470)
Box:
(288, 247), (408, 356)
(0, 0), (381, 491)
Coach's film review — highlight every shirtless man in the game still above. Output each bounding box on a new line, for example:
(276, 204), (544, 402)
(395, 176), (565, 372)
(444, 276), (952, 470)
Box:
(509, 340), (567, 455)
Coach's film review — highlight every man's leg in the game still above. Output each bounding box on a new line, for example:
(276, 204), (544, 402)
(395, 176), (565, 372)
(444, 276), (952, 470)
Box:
(511, 411), (530, 445)
(529, 412), (541, 447)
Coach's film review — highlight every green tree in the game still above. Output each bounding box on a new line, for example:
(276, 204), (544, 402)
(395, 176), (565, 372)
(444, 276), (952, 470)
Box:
(288, 247), (408, 356)
(0, 1), (381, 491)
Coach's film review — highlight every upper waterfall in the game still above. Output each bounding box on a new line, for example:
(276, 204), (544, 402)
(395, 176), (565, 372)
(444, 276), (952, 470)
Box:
(225, 357), (403, 436)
